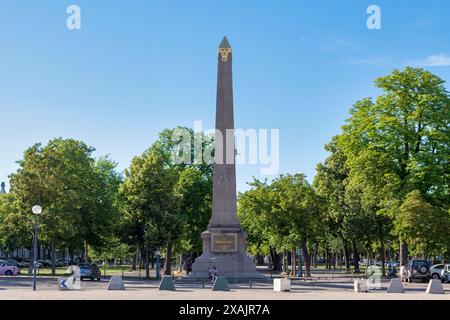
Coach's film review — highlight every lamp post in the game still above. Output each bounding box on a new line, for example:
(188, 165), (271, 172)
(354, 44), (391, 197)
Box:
(32, 205), (42, 291)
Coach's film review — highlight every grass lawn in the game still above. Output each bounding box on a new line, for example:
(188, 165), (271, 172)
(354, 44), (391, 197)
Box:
(21, 265), (134, 277)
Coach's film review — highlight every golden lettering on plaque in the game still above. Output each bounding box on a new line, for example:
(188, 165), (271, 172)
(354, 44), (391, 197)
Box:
(212, 234), (237, 252)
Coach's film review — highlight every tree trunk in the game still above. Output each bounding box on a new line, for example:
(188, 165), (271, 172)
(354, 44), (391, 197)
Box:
(256, 255), (264, 265)
(51, 243), (56, 276)
(84, 241), (89, 263)
(380, 240), (386, 277)
(274, 253), (282, 272)
(270, 247), (282, 271)
(145, 241), (150, 279)
(301, 238), (311, 277)
(342, 238), (350, 273)
(399, 240), (408, 267)
(139, 246), (146, 269)
(313, 242), (319, 268)
(164, 240), (172, 275)
(132, 249), (137, 271)
(352, 239), (360, 273)
(290, 249), (296, 277)
(28, 244), (33, 276)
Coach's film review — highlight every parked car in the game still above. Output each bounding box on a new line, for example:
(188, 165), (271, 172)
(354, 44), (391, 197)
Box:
(440, 265), (450, 283)
(56, 259), (71, 267)
(0, 259), (13, 267)
(405, 260), (430, 283)
(386, 261), (399, 268)
(78, 263), (101, 281)
(0, 261), (20, 276)
(315, 258), (326, 264)
(430, 264), (445, 279)
(36, 260), (52, 268)
(19, 260), (43, 268)
(0, 259), (20, 267)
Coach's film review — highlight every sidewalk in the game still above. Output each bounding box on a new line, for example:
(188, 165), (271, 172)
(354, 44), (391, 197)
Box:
(1, 288), (449, 300)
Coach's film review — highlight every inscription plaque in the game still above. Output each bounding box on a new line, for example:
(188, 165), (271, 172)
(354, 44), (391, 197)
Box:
(212, 233), (238, 253)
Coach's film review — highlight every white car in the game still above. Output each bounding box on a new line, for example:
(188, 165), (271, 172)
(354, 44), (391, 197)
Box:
(430, 264), (445, 279)
(441, 265), (450, 283)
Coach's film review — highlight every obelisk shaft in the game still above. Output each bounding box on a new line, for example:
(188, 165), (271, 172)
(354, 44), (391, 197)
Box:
(190, 37), (259, 278)
(209, 37), (240, 229)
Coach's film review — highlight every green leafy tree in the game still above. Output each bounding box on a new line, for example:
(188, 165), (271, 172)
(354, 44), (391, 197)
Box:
(9, 138), (115, 275)
(239, 175), (319, 276)
(152, 127), (214, 257)
(238, 179), (275, 267)
(119, 149), (181, 277)
(340, 67), (450, 264)
(0, 193), (31, 256)
(396, 190), (450, 258)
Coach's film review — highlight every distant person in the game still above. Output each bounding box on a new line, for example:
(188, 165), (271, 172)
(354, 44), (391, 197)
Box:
(183, 257), (192, 275)
(208, 266), (218, 282)
(400, 264), (407, 284)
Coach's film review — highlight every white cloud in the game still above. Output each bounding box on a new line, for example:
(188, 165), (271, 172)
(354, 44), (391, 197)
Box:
(340, 57), (389, 67)
(329, 35), (349, 47)
(414, 54), (450, 67)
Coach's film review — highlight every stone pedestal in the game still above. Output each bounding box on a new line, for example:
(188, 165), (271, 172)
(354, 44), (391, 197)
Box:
(191, 229), (258, 278)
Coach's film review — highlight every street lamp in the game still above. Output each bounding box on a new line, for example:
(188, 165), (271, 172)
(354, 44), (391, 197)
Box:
(32, 205), (42, 291)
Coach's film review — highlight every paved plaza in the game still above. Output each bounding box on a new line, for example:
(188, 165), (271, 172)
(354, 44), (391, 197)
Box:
(1, 273), (449, 300)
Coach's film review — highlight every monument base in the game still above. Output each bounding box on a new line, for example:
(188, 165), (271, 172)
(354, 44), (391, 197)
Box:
(190, 229), (262, 279)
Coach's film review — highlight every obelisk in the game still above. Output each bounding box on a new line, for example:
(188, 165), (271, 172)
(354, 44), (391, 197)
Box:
(191, 37), (258, 278)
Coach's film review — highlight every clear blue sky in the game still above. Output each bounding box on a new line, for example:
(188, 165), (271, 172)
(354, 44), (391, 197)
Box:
(1, 0), (450, 192)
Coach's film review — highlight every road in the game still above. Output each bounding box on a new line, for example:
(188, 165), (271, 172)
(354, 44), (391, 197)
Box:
(1, 273), (450, 300)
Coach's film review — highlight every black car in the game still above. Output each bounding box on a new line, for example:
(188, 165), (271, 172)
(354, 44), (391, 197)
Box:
(78, 263), (101, 281)
(405, 260), (430, 283)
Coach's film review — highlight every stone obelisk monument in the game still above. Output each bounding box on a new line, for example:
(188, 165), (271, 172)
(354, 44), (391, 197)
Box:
(191, 37), (258, 278)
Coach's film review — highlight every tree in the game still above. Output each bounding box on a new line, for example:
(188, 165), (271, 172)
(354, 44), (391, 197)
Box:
(314, 137), (366, 273)
(79, 156), (123, 262)
(238, 175), (319, 277)
(0, 193), (31, 256)
(8, 138), (118, 275)
(119, 148), (181, 277)
(340, 67), (450, 265)
(152, 127), (214, 257)
(175, 167), (212, 255)
(89, 236), (132, 276)
(396, 190), (450, 258)
(238, 179), (277, 269)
